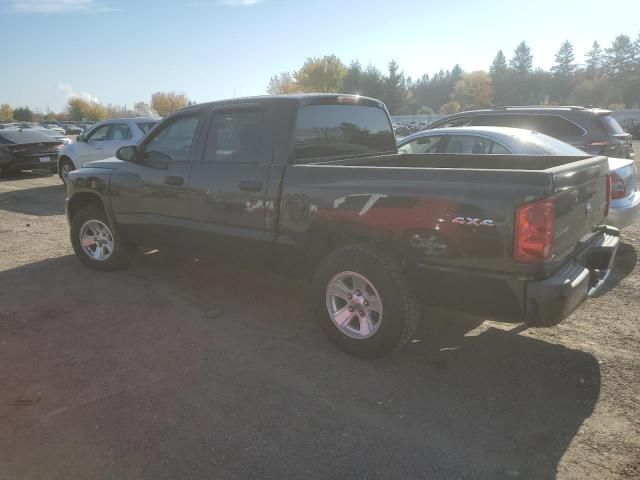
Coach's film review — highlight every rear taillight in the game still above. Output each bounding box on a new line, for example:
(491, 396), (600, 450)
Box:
(514, 198), (555, 263)
(610, 171), (626, 200)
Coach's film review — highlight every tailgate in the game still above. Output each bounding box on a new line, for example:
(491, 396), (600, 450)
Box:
(551, 155), (610, 260)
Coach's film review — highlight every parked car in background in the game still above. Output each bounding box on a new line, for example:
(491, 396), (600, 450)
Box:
(428, 106), (634, 159)
(59, 122), (83, 135)
(57, 117), (159, 183)
(398, 126), (639, 229)
(41, 123), (66, 135)
(0, 129), (63, 174)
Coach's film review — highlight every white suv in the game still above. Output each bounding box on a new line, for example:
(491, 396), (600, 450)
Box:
(57, 117), (159, 183)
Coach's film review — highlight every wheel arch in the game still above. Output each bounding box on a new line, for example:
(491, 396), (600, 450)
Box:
(67, 192), (107, 222)
(304, 222), (403, 275)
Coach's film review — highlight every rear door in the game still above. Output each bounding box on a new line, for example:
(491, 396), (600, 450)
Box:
(187, 103), (274, 261)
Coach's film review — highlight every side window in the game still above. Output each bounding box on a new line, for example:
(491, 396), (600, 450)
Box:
(109, 123), (133, 140)
(526, 116), (584, 137)
(86, 125), (110, 142)
(203, 111), (263, 163)
(471, 115), (517, 128)
(436, 117), (471, 128)
(489, 142), (511, 154)
(144, 114), (200, 163)
(399, 135), (445, 154)
(445, 135), (490, 154)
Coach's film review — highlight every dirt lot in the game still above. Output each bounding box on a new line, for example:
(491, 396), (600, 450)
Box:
(0, 162), (639, 479)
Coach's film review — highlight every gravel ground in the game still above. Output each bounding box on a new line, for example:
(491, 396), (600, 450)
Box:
(0, 157), (638, 479)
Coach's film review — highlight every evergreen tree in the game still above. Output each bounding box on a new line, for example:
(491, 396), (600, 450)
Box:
(490, 50), (508, 78)
(551, 40), (576, 76)
(604, 34), (635, 76)
(383, 60), (406, 114)
(509, 41), (533, 74)
(585, 41), (603, 75)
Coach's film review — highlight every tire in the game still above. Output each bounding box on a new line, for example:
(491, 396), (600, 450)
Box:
(312, 244), (420, 358)
(70, 204), (136, 271)
(59, 157), (74, 184)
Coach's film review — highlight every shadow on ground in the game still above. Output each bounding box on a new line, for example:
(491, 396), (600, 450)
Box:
(0, 181), (65, 216)
(592, 241), (637, 297)
(0, 253), (601, 480)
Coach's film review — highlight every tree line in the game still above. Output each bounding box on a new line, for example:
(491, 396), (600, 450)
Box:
(0, 91), (192, 123)
(266, 33), (640, 115)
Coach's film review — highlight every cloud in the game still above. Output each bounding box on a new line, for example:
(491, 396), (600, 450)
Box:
(57, 82), (100, 104)
(218, 0), (262, 6)
(11, 0), (117, 14)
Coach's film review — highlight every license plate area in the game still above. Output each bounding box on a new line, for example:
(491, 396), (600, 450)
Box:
(39, 156), (50, 163)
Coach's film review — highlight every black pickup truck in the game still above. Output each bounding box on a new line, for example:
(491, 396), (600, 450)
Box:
(66, 94), (619, 357)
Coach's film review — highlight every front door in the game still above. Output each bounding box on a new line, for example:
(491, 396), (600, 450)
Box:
(110, 111), (204, 250)
(78, 123), (111, 167)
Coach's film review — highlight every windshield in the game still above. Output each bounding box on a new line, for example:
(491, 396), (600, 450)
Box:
(510, 130), (586, 155)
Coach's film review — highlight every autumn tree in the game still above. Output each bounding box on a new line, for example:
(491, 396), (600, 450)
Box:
(452, 71), (493, 110)
(67, 98), (107, 121)
(266, 72), (298, 94)
(151, 91), (189, 117)
(294, 55), (347, 93)
(0, 104), (13, 122)
(439, 101), (461, 115)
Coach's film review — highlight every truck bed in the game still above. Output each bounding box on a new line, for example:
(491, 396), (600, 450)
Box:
(312, 153), (596, 171)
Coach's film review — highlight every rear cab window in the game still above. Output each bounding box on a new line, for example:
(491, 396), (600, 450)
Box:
(294, 103), (395, 162)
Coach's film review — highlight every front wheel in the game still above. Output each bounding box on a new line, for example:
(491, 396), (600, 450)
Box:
(58, 158), (74, 184)
(70, 204), (136, 271)
(312, 244), (420, 358)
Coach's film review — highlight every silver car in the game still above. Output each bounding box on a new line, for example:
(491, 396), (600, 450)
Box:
(398, 126), (639, 229)
(57, 117), (159, 183)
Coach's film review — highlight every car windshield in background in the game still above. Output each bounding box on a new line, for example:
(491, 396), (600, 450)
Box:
(599, 115), (625, 134)
(137, 122), (157, 134)
(513, 131), (586, 155)
(294, 104), (395, 161)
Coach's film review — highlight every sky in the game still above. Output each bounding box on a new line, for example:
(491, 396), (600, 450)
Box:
(0, 0), (639, 112)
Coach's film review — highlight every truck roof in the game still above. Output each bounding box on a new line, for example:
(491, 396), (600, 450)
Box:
(179, 93), (386, 112)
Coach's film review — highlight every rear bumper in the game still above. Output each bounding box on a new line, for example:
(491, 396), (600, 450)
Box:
(526, 229), (619, 325)
(607, 191), (640, 229)
(1, 155), (58, 171)
(410, 228), (620, 326)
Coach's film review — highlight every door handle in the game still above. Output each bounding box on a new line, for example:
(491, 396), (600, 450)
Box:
(238, 181), (263, 192)
(164, 176), (184, 186)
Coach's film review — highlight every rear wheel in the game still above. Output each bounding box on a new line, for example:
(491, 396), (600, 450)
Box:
(312, 244), (420, 358)
(70, 204), (136, 271)
(59, 158), (74, 184)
